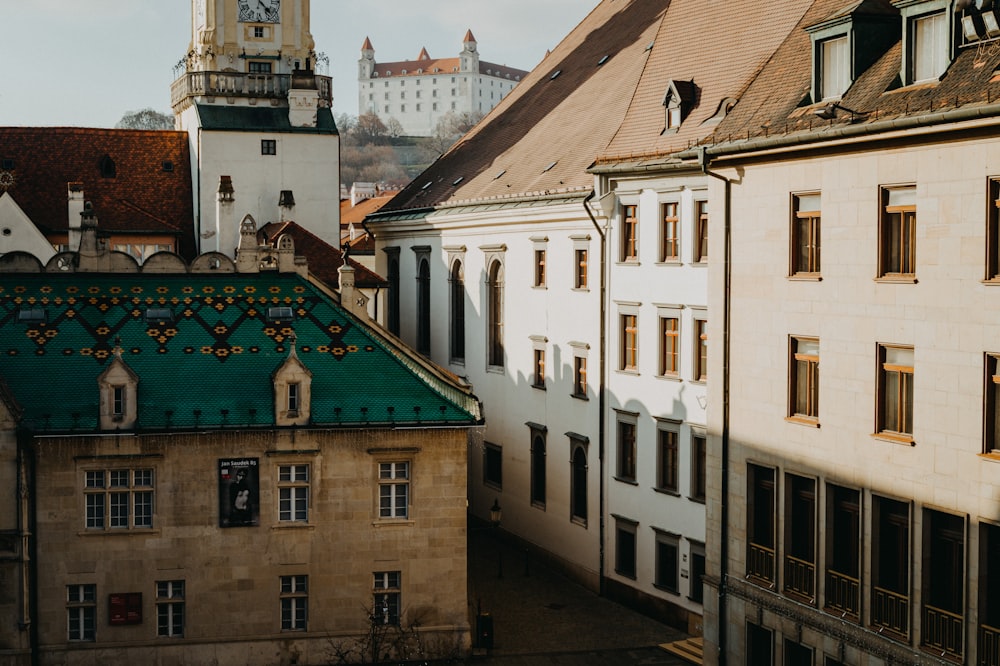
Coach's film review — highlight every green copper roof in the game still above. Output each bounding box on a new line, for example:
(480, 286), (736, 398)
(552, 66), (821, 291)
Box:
(0, 273), (479, 433)
(197, 105), (339, 134)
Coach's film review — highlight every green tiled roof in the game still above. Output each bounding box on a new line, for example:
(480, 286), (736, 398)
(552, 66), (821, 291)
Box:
(197, 105), (339, 134)
(0, 273), (479, 433)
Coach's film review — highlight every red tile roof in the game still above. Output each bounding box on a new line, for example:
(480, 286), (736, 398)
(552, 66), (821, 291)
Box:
(260, 221), (387, 290)
(0, 127), (195, 258)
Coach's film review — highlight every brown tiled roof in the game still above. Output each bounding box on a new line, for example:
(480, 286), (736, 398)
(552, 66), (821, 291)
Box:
(703, 0), (1000, 154)
(340, 195), (396, 225)
(0, 127), (195, 258)
(377, 0), (670, 214)
(260, 221), (387, 290)
(372, 56), (526, 81)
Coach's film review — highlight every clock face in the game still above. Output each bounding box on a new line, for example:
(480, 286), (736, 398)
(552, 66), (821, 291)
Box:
(237, 0), (280, 23)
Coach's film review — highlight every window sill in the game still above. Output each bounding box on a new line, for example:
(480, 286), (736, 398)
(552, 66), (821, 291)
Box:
(655, 260), (682, 266)
(372, 519), (415, 528)
(978, 452), (1000, 463)
(272, 523), (315, 531)
(785, 416), (820, 428)
(871, 432), (915, 446)
(689, 378), (707, 386)
(982, 278), (1000, 286)
(687, 495), (706, 505)
(616, 369), (640, 376)
(614, 476), (639, 486)
(787, 274), (822, 282)
(571, 392), (589, 401)
(532, 384), (546, 391)
(614, 570), (638, 581)
(449, 358), (466, 367)
(690, 261), (708, 267)
(653, 487), (681, 497)
(78, 528), (160, 537)
(823, 605), (859, 623)
(532, 285), (547, 290)
(572, 287), (591, 293)
(657, 374), (682, 382)
(570, 516), (588, 528)
(616, 260), (641, 267)
(486, 365), (505, 375)
(874, 275), (917, 284)
(653, 583), (681, 595)
(531, 500), (546, 511)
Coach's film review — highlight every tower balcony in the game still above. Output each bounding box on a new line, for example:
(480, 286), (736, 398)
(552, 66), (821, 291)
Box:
(170, 71), (333, 109)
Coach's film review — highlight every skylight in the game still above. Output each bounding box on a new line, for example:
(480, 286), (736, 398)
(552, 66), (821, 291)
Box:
(543, 162), (557, 172)
(145, 307), (174, 324)
(17, 307), (46, 324)
(267, 306), (295, 322)
(598, 55), (610, 66)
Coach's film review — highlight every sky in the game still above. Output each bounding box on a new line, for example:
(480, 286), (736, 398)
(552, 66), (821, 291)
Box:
(0, 0), (595, 128)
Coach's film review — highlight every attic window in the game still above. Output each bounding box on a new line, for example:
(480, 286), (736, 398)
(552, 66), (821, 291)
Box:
(421, 181), (432, 190)
(145, 307), (174, 324)
(543, 162), (557, 172)
(661, 80), (695, 133)
(99, 155), (117, 179)
(452, 177), (464, 186)
(598, 55), (610, 66)
(162, 161), (174, 172)
(645, 40), (655, 51)
(494, 169), (506, 180)
(550, 70), (562, 80)
(818, 36), (850, 100)
(17, 307), (47, 324)
(268, 306), (295, 322)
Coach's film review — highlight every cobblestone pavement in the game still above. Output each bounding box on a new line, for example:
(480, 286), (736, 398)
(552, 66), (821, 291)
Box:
(463, 526), (692, 665)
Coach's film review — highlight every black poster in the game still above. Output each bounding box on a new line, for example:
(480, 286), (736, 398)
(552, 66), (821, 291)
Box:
(218, 458), (259, 527)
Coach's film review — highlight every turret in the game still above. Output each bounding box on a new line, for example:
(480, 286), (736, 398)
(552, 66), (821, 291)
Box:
(359, 36), (375, 80)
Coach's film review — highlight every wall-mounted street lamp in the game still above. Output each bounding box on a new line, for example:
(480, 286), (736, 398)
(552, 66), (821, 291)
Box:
(489, 499), (502, 527)
(812, 102), (868, 122)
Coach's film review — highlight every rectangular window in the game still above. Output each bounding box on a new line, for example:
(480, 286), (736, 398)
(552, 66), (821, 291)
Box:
(660, 202), (679, 261)
(986, 354), (1000, 455)
(379, 462), (409, 518)
(921, 509), (966, 660)
(621, 204), (638, 261)
(746, 622), (773, 666)
(877, 344), (914, 439)
(248, 61), (272, 73)
(615, 519), (637, 579)
(573, 356), (588, 398)
(784, 640), (814, 666)
(67, 584), (96, 641)
(695, 201), (709, 262)
(659, 316), (680, 377)
(484, 443), (502, 489)
(530, 428), (546, 507)
(694, 318), (708, 381)
(656, 426), (679, 493)
(534, 249), (546, 287)
(820, 36), (849, 100)
(791, 193), (821, 275)
(85, 469), (154, 530)
(278, 464), (309, 522)
(912, 11), (948, 83)
(989, 178), (1000, 280)
(287, 383), (299, 414)
(879, 186), (916, 278)
(616, 420), (637, 482)
(783, 474), (816, 604)
(253, 26), (264, 38)
(654, 532), (679, 593)
(790, 337), (819, 421)
(979, 523), (1000, 661)
(532, 349), (545, 389)
(261, 139), (277, 156)
(112, 386), (125, 419)
(156, 580), (185, 638)
(373, 571), (401, 625)
(690, 432), (706, 502)
(747, 464), (776, 585)
(575, 249), (588, 289)
(620, 314), (638, 371)
(279, 575), (308, 631)
(872, 495), (911, 639)
(690, 543), (705, 603)
(825, 484), (861, 619)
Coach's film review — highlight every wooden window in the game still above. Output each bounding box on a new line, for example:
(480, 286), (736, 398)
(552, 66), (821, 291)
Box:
(533, 349), (545, 389)
(573, 356), (588, 398)
(530, 431), (546, 507)
(575, 248), (588, 289)
(879, 186), (916, 278)
(449, 260), (465, 362)
(278, 464), (309, 522)
(790, 337), (819, 420)
(871, 495), (910, 639)
(261, 139), (277, 155)
(620, 314), (638, 371)
(746, 622), (773, 666)
(416, 258), (430, 355)
(387, 255), (400, 335)
(819, 36), (849, 100)
(690, 432), (706, 502)
(979, 523), (1000, 660)
(660, 316), (680, 376)
(784, 640), (814, 666)
(747, 464), (776, 585)
(67, 584), (96, 641)
(661, 202), (679, 261)
(155, 580), (185, 637)
(614, 518), (637, 579)
(695, 201), (709, 262)
(378, 462), (410, 519)
(655, 532), (679, 593)
(987, 354), (1000, 455)
(877, 344), (914, 439)
(616, 420), (636, 482)
(689, 544), (705, 603)
(484, 443), (502, 488)
(921, 508), (965, 659)
(912, 11), (947, 83)
(656, 427), (679, 493)
(825, 484), (861, 620)
(112, 386), (126, 419)
(988, 178), (1000, 281)
(534, 249), (546, 287)
(621, 204), (638, 261)
(695, 319), (708, 381)
(487, 260), (504, 367)
(783, 474), (817, 604)
(570, 445), (588, 524)
(791, 193), (821, 275)
(373, 572), (401, 626)
(279, 575), (308, 631)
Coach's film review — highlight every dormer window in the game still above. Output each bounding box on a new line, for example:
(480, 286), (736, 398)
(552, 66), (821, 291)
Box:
(98, 351), (139, 430)
(911, 10), (948, 81)
(819, 36), (850, 100)
(273, 343), (312, 427)
(112, 386), (126, 421)
(807, 3), (899, 103)
(287, 383), (300, 415)
(661, 80), (696, 134)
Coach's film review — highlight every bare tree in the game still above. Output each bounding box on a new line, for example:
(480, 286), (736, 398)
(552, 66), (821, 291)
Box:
(116, 108), (174, 130)
(350, 112), (391, 146)
(384, 117), (405, 139)
(335, 112), (358, 140)
(326, 604), (462, 665)
(421, 110), (485, 157)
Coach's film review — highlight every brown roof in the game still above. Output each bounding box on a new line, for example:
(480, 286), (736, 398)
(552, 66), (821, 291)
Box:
(340, 194), (396, 226)
(372, 56), (527, 81)
(703, 0), (1000, 155)
(260, 221), (387, 290)
(378, 0), (670, 214)
(0, 127), (195, 258)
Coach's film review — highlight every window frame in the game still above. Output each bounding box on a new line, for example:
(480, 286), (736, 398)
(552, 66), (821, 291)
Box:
(278, 464), (309, 523)
(655, 421), (680, 494)
(532, 347), (546, 389)
(615, 417), (637, 483)
(876, 343), (915, 442)
(818, 35), (850, 101)
(824, 483), (862, 621)
(373, 571), (401, 626)
(533, 248), (546, 288)
(660, 201), (680, 262)
(574, 247), (589, 289)
(789, 336), (820, 423)
(570, 441), (588, 526)
(279, 575), (308, 632)
(871, 495), (911, 640)
(621, 204), (639, 262)
(84, 468), (154, 531)
(747, 463), (777, 586)
(416, 255), (431, 355)
(790, 192), (821, 277)
(908, 8), (949, 85)
(486, 258), (505, 368)
(694, 200), (709, 263)
(653, 529), (680, 593)
(659, 314), (681, 377)
(483, 443), (502, 490)
(378, 461), (410, 520)
(614, 517), (638, 579)
(782, 473), (818, 605)
(261, 139), (277, 156)
(693, 317), (708, 382)
(920, 507), (966, 660)
(572, 355), (588, 399)
(67, 584), (97, 642)
(156, 580), (185, 638)
(878, 185), (917, 280)
(449, 258), (465, 363)
(530, 428), (547, 508)
(620, 313), (639, 372)
(985, 353), (1000, 455)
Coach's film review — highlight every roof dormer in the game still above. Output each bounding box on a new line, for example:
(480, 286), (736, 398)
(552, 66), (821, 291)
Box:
(661, 79), (697, 133)
(98, 343), (139, 430)
(892, 0), (952, 85)
(273, 336), (312, 427)
(806, 0), (899, 102)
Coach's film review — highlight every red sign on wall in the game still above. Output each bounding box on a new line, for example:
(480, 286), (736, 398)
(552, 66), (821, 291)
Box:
(109, 592), (142, 625)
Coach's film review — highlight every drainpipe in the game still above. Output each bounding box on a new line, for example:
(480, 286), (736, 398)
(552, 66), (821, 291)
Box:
(583, 190), (607, 595)
(698, 147), (731, 666)
(17, 428), (38, 666)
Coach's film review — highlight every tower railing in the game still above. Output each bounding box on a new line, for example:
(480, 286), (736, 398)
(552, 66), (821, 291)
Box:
(171, 72), (333, 107)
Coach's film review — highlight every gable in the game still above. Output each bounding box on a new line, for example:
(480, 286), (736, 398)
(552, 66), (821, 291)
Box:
(0, 192), (56, 262)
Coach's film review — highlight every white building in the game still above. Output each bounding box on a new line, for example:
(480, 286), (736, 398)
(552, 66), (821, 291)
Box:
(357, 31), (527, 137)
(171, 0), (341, 256)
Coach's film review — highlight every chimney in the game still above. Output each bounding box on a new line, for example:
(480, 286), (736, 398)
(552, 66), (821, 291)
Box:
(214, 175), (234, 255)
(279, 190), (295, 223)
(338, 262), (370, 319)
(67, 183), (85, 251)
(76, 202), (104, 267)
(288, 72), (319, 128)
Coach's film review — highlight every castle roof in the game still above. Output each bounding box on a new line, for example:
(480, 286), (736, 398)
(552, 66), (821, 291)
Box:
(0, 127), (195, 258)
(0, 271), (479, 433)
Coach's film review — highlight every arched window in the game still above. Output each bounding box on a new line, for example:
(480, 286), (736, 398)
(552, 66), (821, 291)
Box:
(387, 257), (400, 335)
(571, 446), (587, 524)
(487, 260), (504, 367)
(417, 258), (431, 354)
(449, 260), (465, 362)
(531, 433), (546, 506)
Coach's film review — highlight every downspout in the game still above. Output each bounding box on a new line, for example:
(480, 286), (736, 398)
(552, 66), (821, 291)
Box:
(699, 147), (731, 666)
(583, 190), (607, 595)
(17, 428), (38, 666)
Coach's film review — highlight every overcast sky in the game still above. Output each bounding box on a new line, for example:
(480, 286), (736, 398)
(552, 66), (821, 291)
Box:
(0, 0), (594, 128)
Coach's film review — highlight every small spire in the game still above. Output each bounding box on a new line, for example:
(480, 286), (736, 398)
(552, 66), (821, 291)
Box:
(417, 47), (430, 60)
(463, 29), (477, 44)
(361, 36), (374, 51)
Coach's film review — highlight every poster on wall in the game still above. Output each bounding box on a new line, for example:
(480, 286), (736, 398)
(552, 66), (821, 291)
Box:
(218, 458), (259, 527)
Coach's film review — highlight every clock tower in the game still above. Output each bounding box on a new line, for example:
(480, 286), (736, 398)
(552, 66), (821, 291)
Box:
(172, 0), (340, 257)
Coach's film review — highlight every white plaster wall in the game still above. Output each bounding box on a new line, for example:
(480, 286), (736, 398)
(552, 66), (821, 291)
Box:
(199, 129), (340, 255)
(0, 193), (56, 262)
